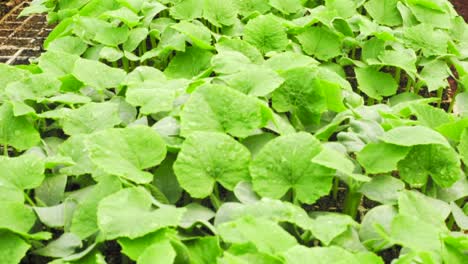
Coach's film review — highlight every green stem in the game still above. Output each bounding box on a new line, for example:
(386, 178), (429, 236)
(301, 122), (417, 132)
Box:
(405, 77), (413, 92)
(343, 189), (362, 219)
(332, 178), (339, 200)
(414, 81), (424, 95)
(3, 143), (8, 157)
(210, 185), (221, 210)
(367, 97), (375, 106)
(150, 35), (157, 50)
(122, 57), (129, 72)
(437, 88), (444, 108)
(395, 68), (401, 87)
(447, 214), (455, 230)
(24, 193), (36, 207)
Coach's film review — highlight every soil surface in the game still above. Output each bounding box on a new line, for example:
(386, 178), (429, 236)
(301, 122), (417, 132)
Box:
(452, 0), (468, 20)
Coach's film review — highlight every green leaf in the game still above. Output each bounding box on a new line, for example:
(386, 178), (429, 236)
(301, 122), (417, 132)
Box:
(215, 37), (264, 64)
(0, 154), (44, 190)
(153, 155), (182, 204)
(170, 0), (203, 20)
(265, 51), (318, 72)
(375, 49), (417, 79)
(137, 240), (176, 264)
(325, 0), (356, 18)
(218, 216), (297, 254)
(70, 176), (122, 239)
(361, 38), (385, 64)
(403, 24), (449, 57)
(355, 67), (398, 100)
(357, 142), (410, 174)
(450, 202), (468, 230)
(0, 103), (40, 151)
(398, 190), (451, 228)
(410, 103), (453, 128)
(34, 203), (68, 228)
(59, 134), (97, 176)
(219, 65), (284, 96)
(390, 214), (444, 252)
(454, 92), (468, 117)
(380, 126), (450, 147)
(72, 58), (126, 90)
(234, 0), (271, 17)
(272, 67), (328, 125)
(87, 126), (167, 184)
(364, 0), (402, 26)
(0, 202), (36, 234)
(406, 2), (451, 29)
(97, 187), (185, 239)
(203, 0), (237, 27)
(212, 50), (253, 74)
(311, 147), (354, 175)
(283, 245), (359, 264)
(34, 233), (82, 258)
(0, 64), (29, 92)
(38, 51), (79, 78)
(398, 144), (461, 188)
(118, 229), (175, 261)
(5, 73), (61, 102)
(458, 128), (468, 165)
(62, 102), (121, 135)
(174, 131), (251, 198)
(309, 213), (356, 245)
(171, 21), (213, 50)
(296, 26), (342, 61)
(126, 81), (177, 115)
(268, 0), (302, 14)
(180, 203), (215, 228)
(359, 175), (405, 205)
(250, 132), (334, 204)
(185, 237), (223, 264)
(47, 36), (88, 55)
(164, 47), (213, 79)
(359, 205), (397, 251)
(180, 84), (270, 138)
(243, 14), (288, 54)
(0, 231), (30, 264)
(101, 7), (142, 28)
(123, 27), (149, 52)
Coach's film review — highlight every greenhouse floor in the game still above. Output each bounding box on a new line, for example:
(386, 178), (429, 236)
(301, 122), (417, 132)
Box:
(0, 0), (51, 65)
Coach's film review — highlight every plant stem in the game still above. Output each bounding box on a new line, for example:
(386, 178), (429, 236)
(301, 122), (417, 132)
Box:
(437, 88), (444, 108)
(122, 57), (129, 72)
(343, 189), (362, 219)
(405, 77), (413, 92)
(210, 184), (221, 210)
(150, 35), (157, 50)
(395, 68), (401, 87)
(332, 178), (339, 200)
(446, 214), (455, 230)
(414, 81), (423, 95)
(3, 143), (7, 156)
(24, 193), (36, 206)
(367, 97), (375, 106)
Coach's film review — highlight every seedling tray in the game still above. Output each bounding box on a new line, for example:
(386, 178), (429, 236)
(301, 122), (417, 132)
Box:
(0, 0), (50, 65)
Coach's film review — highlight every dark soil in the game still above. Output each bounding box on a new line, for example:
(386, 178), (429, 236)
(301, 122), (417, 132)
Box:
(452, 0), (468, 20)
